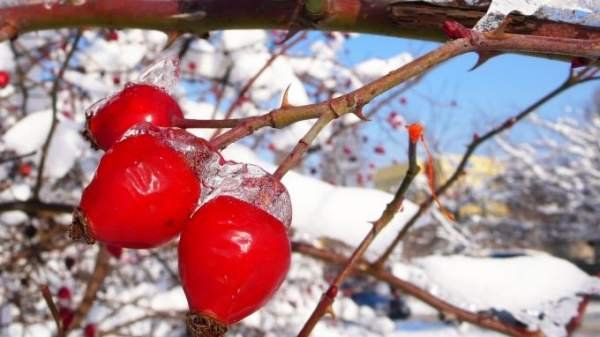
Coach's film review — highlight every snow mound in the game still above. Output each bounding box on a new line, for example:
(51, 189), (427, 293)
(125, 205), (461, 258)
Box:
(393, 253), (600, 337)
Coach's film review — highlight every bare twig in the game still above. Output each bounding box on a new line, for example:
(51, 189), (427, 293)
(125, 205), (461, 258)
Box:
(373, 68), (600, 268)
(273, 113), (333, 179)
(33, 30), (82, 199)
(40, 284), (65, 337)
(209, 31), (307, 139)
(297, 130), (420, 337)
(70, 245), (111, 330)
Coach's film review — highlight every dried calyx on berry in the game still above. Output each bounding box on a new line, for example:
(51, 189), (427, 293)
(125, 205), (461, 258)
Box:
(179, 162), (292, 336)
(83, 83), (184, 151)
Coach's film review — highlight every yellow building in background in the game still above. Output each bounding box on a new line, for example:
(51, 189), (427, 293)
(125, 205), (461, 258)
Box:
(374, 155), (509, 218)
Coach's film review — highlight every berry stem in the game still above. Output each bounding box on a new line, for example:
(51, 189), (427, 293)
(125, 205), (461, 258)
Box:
(172, 117), (243, 129)
(186, 313), (227, 337)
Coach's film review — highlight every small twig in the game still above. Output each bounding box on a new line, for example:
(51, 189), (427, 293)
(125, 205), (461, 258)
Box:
(40, 284), (65, 337)
(70, 244), (111, 330)
(209, 32), (307, 139)
(173, 117), (244, 129)
(0, 151), (36, 165)
(33, 29), (82, 199)
(273, 113), (333, 180)
(296, 131), (420, 337)
(373, 68), (600, 268)
(0, 200), (73, 214)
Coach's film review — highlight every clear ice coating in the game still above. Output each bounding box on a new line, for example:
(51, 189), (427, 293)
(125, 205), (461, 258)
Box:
(203, 161), (293, 227)
(138, 58), (181, 93)
(121, 122), (223, 187)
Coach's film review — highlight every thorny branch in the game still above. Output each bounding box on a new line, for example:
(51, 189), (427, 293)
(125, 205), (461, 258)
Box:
(373, 66), (600, 268)
(297, 129), (421, 337)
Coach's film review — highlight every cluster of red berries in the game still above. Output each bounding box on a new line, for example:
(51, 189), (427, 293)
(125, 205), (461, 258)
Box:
(74, 82), (292, 336)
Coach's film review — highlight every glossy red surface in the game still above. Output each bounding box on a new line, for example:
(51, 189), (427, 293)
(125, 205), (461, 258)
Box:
(86, 83), (183, 150)
(0, 71), (10, 88)
(80, 134), (199, 248)
(179, 195), (291, 325)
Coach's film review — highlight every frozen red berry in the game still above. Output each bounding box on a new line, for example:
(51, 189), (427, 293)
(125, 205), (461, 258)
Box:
(73, 134), (200, 249)
(179, 195), (291, 334)
(85, 84), (184, 150)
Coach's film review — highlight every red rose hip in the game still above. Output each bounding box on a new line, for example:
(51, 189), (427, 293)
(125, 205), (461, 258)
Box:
(73, 134), (200, 248)
(85, 83), (184, 150)
(179, 195), (291, 336)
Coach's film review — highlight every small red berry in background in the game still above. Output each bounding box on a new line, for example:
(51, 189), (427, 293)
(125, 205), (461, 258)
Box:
(105, 29), (119, 41)
(73, 134), (200, 249)
(188, 62), (197, 71)
(85, 83), (184, 150)
(112, 76), (121, 86)
(106, 244), (123, 259)
(374, 145), (385, 155)
(59, 307), (74, 329)
(0, 71), (10, 88)
(57, 286), (71, 301)
(18, 163), (32, 177)
(179, 195), (291, 334)
(343, 145), (352, 156)
(267, 143), (277, 152)
(84, 323), (97, 337)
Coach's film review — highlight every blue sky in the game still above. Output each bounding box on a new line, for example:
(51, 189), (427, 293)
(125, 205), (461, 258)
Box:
(341, 34), (599, 155)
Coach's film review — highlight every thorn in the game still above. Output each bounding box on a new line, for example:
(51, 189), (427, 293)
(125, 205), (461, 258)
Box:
(325, 305), (337, 319)
(280, 84), (294, 108)
(469, 51), (501, 71)
(353, 107), (370, 121)
(163, 31), (183, 50)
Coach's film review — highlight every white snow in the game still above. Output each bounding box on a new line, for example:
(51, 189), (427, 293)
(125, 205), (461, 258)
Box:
(2, 110), (85, 179)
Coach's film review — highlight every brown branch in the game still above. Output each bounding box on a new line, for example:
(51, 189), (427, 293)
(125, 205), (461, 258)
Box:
(373, 67), (600, 268)
(292, 241), (543, 337)
(297, 131), (420, 337)
(211, 38), (472, 149)
(0, 200), (73, 214)
(70, 245), (112, 331)
(33, 29), (82, 199)
(2, 1), (600, 45)
(273, 113), (333, 179)
(40, 284), (65, 337)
